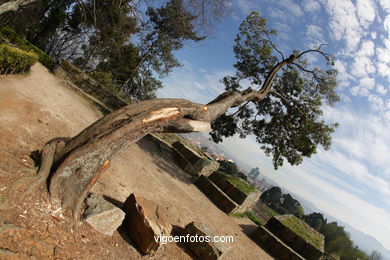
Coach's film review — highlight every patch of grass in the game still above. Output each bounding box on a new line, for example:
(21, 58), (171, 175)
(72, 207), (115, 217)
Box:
(278, 215), (324, 250)
(245, 210), (265, 226)
(0, 25), (56, 69)
(230, 210), (265, 226)
(219, 172), (256, 195)
(0, 44), (38, 74)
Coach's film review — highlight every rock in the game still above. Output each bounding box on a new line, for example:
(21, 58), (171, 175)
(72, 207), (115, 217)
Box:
(184, 222), (228, 260)
(122, 193), (171, 255)
(172, 141), (219, 176)
(84, 194), (125, 236)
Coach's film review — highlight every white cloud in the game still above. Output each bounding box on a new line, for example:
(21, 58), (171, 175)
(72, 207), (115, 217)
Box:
(357, 40), (375, 57)
(367, 94), (384, 111)
(158, 66), (230, 104)
(322, 0), (362, 51)
(376, 84), (388, 95)
(377, 62), (390, 80)
(384, 15), (390, 36)
(302, 0), (321, 13)
(376, 46), (390, 64)
(350, 56), (376, 78)
(356, 0), (376, 28)
(324, 106), (390, 177)
(379, 0), (390, 13)
(268, 7), (287, 20)
(358, 77), (375, 94)
(334, 60), (354, 88)
(234, 0), (254, 15)
(279, 0), (304, 17)
(306, 24), (325, 45)
(273, 23), (292, 39)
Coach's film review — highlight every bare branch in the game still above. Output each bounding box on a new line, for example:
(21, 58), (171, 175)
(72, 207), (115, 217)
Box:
(296, 44), (330, 60)
(230, 101), (250, 116)
(269, 90), (291, 106)
(291, 62), (315, 74)
(264, 31), (284, 60)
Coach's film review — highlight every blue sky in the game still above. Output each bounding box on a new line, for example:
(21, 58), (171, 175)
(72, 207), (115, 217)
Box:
(157, 0), (390, 251)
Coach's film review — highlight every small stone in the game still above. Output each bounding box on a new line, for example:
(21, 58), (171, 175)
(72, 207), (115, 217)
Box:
(122, 193), (171, 255)
(84, 194), (125, 236)
(184, 222), (229, 260)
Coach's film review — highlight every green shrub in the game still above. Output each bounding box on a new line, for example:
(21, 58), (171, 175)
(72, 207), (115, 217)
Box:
(0, 25), (56, 69)
(0, 44), (38, 74)
(230, 210), (265, 226)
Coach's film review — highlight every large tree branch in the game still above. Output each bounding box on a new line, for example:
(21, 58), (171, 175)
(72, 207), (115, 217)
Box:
(269, 90), (291, 106)
(296, 44), (330, 60)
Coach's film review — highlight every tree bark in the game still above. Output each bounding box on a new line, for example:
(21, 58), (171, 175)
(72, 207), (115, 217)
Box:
(0, 0), (37, 15)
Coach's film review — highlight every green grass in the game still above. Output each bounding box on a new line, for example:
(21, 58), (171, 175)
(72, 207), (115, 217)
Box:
(278, 215), (324, 250)
(219, 172), (256, 195)
(230, 210), (265, 226)
(0, 25), (56, 70)
(0, 44), (38, 74)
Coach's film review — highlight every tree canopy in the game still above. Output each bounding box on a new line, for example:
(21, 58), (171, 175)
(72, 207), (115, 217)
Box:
(210, 11), (339, 169)
(1, 0), (228, 101)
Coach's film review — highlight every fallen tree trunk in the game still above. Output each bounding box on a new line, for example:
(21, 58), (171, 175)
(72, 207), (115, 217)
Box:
(41, 89), (266, 222)
(44, 99), (217, 222)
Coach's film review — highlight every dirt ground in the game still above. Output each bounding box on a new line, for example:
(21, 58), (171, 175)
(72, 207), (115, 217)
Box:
(0, 63), (273, 259)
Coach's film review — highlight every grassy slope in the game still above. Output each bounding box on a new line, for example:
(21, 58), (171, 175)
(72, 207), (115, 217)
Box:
(278, 215), (324, 250)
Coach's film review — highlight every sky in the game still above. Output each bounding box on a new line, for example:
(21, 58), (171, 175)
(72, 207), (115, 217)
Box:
(157, 0), (390, 251)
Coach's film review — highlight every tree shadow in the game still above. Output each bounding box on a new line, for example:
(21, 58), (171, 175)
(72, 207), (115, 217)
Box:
(136, 137), (195, 186)
(239, 223), (258, 236)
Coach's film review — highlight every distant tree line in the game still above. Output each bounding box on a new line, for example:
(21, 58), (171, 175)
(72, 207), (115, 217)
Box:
(260, 186), (304, 219)
(0, 0), (228, 101)
(260, 186), (383, 260)
(217, 160), (248, 181)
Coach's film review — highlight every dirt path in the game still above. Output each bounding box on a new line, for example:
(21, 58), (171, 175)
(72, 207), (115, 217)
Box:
(0, 63), (273, 259)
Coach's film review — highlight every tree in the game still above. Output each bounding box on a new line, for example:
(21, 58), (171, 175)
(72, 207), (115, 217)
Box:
(210, 12), (338, 169)
(304, 212), (325, 231)
(369, 251), (383, 260)
(281, 193), (304, 219)
(260, 186), (282, 206)
(217, 160), (239, 176)
(120, 0), (205, 100)
(2, 0), (228, 100)
(31, 11), (338, 223)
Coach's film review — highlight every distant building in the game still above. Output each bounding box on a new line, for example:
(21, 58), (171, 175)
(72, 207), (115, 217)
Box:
(249, 167), (261, 179)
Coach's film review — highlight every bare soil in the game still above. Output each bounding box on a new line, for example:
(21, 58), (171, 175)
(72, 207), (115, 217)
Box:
(0, 63), (273, 259)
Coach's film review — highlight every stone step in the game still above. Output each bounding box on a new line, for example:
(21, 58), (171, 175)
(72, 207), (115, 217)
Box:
(251, 226), (305, 260)
(208, 172), (248, 204)
(195, 175), (238, 214)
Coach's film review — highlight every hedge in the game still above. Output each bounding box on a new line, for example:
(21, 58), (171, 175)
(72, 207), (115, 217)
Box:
(0, 44), (38, 74)
(0, 25), (56, 70)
